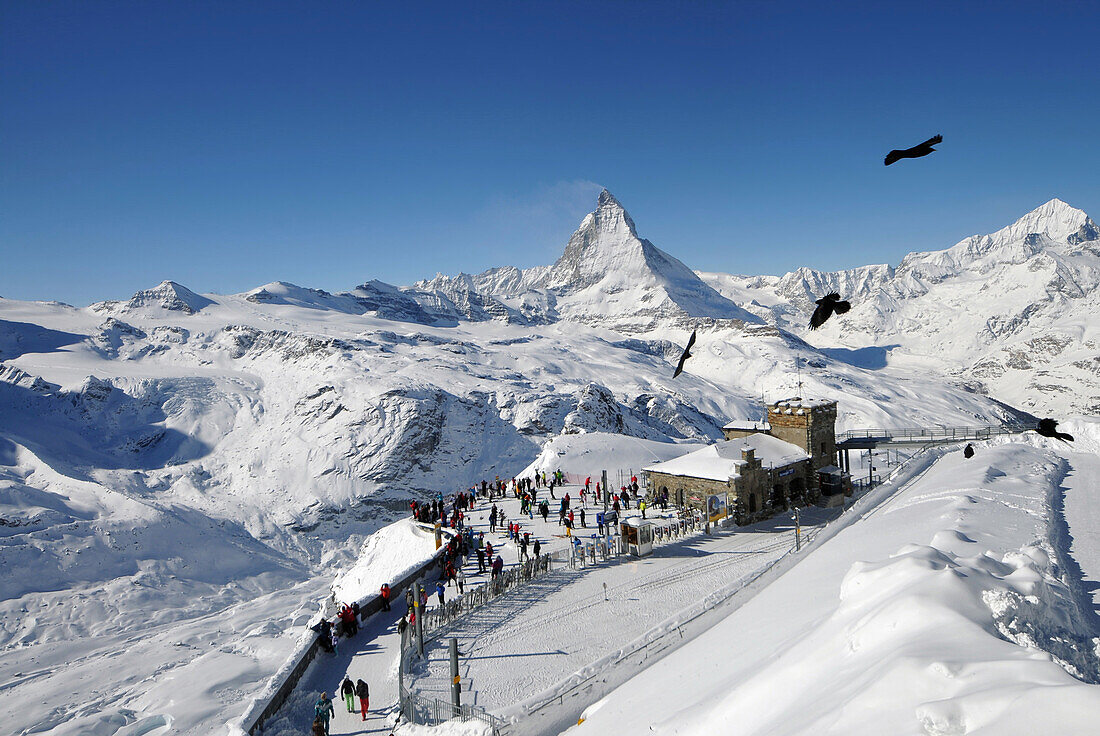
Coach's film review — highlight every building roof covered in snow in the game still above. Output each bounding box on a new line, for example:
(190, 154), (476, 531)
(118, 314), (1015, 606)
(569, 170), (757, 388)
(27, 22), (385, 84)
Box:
(643, 433), (809, 482)
(722, 419), (770, 431)
(770, 397), (836, 414)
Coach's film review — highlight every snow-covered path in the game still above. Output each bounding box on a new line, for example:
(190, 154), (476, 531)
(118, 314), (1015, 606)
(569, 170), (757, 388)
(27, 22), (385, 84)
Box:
(264, 483), (639, 735)
(408, 507), (839, 713)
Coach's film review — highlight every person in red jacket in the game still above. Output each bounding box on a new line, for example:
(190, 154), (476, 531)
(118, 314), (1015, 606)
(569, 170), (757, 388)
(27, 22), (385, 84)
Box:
(380, 583), (391, 611)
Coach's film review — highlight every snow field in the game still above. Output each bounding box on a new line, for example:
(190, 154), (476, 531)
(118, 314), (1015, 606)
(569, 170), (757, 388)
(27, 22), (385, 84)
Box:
(567, 439), (1100, 736)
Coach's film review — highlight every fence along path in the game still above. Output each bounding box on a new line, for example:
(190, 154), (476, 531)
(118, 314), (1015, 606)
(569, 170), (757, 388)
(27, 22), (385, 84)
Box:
(398, 509), (711, 732)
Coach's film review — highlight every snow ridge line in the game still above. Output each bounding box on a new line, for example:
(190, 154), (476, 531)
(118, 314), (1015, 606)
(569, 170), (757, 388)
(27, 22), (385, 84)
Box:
(498, 447), (949, 735)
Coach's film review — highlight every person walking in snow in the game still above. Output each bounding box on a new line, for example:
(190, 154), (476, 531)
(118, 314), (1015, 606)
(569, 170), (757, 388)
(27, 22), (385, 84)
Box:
(533, 538), (541, 560)
(341, 676), (355, 713)
(492, 554), (504, 578)
(580, 508), (586, 527)
(456, 566), (465, 594)
(520, 535), (529, 561)
(380, 583), (391, 611)
(640, 500), (647, 519)
(436, 580), (446, 607)
(489, 504), (498, 534)
(476, 546), (486, 573)
(330, 630), (340, 655)
(314, 692), (334, 736)
(356, 679), (369, 720)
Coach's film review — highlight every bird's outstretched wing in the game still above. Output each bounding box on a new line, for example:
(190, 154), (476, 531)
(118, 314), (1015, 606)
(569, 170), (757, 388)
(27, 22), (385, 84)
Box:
(833, 299), (851, 315)
(809, 302), (831, 330)
(923, 134), (943, 146)
(673, 330), (697, 378)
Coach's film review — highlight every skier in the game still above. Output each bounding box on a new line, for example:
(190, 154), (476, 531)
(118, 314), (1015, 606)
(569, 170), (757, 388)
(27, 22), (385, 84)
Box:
(314, 692), (334, 736)
(356, 679), (370, 720)
(380, 583), (391, 611)
(341, 676), (356, 713)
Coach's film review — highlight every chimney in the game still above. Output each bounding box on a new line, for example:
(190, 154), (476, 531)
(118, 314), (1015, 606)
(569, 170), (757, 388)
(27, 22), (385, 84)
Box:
(741, 446), (755, 464)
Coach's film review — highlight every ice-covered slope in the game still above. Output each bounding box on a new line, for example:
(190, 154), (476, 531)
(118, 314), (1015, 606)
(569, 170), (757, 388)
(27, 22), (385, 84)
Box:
(701, 199), (1100, 415)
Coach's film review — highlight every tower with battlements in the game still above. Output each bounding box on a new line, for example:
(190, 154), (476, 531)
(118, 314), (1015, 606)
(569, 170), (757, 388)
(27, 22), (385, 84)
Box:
(765, 398), (838, 474)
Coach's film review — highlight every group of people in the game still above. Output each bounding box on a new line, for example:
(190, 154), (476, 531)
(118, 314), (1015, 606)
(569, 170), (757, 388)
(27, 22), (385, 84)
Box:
(310, 675), (370, 735)
(305, 470), (653, 733)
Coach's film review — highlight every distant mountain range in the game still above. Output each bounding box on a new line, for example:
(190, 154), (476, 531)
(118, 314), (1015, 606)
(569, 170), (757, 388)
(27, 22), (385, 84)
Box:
(3, 187), (1093, 735)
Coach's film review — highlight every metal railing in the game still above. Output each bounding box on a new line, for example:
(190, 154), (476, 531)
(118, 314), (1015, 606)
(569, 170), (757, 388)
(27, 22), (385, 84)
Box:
(398, 509), (708, 733)
(400, 687), (507, 734)
(839, 423), (1033, 443)
(420, 554), (553, 637)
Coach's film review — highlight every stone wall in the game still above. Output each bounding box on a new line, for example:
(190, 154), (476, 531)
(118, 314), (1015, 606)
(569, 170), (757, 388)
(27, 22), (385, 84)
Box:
(766, 400), (838, 474)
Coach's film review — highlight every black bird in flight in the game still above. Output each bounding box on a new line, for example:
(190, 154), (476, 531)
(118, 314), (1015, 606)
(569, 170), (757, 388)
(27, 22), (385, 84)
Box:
(963, 443), (975, 459)
(884, 134), (943, 166)
(809, 293), (851, 330)
(1036, 418), (1074, 442)
(673, 330), (697, 378)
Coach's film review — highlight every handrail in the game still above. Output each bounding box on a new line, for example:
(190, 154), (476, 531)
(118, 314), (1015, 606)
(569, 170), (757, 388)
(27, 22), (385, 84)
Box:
(838, 423), (1034, 441)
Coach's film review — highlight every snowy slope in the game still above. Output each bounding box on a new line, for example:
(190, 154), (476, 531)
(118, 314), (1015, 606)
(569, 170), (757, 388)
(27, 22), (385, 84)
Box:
(568, 435), (1100, 736)
(701, 198), (1100, 415)
(0, 190), (1068, 736)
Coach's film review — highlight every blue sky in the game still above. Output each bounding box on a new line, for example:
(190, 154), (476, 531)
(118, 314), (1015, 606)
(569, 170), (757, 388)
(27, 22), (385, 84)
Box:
(3, 1), (1099, 305)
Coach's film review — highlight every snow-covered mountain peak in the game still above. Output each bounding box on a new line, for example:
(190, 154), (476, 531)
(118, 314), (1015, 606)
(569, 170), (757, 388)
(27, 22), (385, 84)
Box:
(515, 190), (758, 329)
(1001, 198), (1094, 245)
(92, 280), (215, 316)
(896, 199), (1097, 281)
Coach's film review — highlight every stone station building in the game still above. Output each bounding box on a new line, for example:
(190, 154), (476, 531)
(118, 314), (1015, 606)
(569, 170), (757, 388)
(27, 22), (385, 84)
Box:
(644, 397), (848, 525)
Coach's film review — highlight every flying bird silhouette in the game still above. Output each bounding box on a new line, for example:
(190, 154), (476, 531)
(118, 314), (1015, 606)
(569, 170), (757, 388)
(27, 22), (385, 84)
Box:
(963, 443), (975, 459)
(1036, 418), (1074, 442)
(809, 293), (851, 330)
(884, 134), (943, 166)
(673, 330), (697, 378)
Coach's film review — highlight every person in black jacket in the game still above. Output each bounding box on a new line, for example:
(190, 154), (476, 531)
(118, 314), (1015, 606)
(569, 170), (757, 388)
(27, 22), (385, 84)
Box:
(356, 679), (370, 720)
(340, 676), (355, 713)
